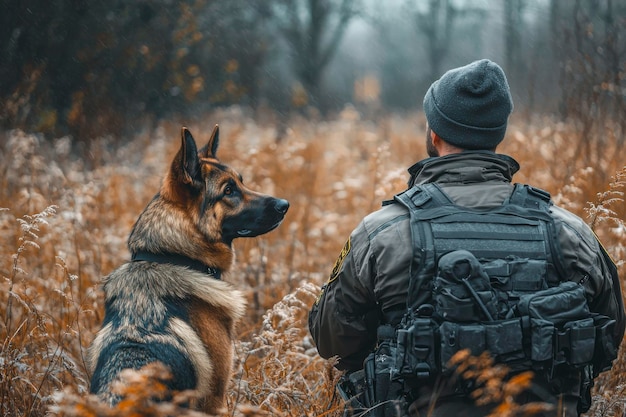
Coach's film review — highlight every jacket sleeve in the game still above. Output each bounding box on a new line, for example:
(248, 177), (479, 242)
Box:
(553, 206), (625, 343)
(596, 242), (626, 342)
(308, 221), (379, 371)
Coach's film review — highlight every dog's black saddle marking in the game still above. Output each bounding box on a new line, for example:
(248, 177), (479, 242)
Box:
(131, 251), (222, 280)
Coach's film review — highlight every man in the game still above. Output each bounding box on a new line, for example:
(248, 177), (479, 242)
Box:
(308, 59), (625, 416)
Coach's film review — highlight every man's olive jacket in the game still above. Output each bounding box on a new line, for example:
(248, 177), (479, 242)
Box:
(308, 151), (625, 371)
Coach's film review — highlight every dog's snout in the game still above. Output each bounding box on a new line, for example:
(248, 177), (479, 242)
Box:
(274, 199), (289, 214)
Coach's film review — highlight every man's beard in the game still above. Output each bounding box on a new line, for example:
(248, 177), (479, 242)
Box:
(426, 127), (439, 157)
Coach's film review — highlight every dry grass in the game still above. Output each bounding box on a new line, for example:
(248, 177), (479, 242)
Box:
(0, 109), (624, 417)
(447, 349), (555, 417)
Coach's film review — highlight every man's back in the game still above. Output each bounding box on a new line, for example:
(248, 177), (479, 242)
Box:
(309, 153), (625, 416)
(309, 59), (624, 417)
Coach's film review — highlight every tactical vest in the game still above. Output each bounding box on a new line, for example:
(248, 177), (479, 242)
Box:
(354, 183), (617, 416)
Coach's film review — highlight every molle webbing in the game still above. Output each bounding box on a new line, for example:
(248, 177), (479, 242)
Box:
(429, 215), (548, 260)
(394, 183), (564, 308)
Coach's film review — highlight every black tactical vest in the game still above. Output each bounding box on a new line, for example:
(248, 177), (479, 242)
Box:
(354, 183), (617, 416)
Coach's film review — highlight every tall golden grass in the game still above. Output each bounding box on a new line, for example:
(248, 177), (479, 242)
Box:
(0, 109), (624, 417)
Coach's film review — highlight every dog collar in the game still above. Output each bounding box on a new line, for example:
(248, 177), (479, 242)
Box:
(131, 251), (222, 280)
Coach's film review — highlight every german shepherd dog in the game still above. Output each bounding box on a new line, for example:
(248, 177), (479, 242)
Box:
(87, 125), (289, 413)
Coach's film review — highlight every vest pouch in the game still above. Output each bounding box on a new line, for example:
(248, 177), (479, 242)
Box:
(395, 318), (438, 378)
(559, 318), (595, 366)
(484, 318), (525, 361)
(484, 257), (549, 292)
(530, 318), (554, 362)
(592, 314), (617, 375)
(434, 250), (497, 322)
(517, 281), (590, 325)
(439, 322), (485, 373)
(374, 341), (394, 412)
(434, 286), (480, 322)
(516, 281), (593, 365)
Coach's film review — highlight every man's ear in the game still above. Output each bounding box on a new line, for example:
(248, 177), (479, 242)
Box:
(430, 128), (438, 143)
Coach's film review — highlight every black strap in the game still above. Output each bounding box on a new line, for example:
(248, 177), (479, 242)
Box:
(131, 251), (222, 280)
(508, 184), (552, 211)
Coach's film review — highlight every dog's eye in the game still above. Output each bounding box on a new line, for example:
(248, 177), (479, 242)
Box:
(224, 183), (239, 196)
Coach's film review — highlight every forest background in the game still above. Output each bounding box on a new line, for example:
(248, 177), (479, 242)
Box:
(1, 0), (625, 416)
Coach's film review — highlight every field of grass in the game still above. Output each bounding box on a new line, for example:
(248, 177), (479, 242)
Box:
(1, 108), (624, 416)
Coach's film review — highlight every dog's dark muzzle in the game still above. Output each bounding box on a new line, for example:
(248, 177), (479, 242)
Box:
(258, 198), (289, 232)
(223, 197), (290, 241)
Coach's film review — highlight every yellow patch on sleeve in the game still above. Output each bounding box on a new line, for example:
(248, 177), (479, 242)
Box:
(314, 238), (352, 306)
(327, 237), (351, 284)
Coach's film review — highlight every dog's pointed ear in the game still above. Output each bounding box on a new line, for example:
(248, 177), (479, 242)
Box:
(178, 127), (202, 186)
(199, 124), (220, 158)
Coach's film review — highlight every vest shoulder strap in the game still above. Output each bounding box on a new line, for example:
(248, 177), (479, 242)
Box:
(508, 184), (552, 211)
(393, 183), (453, 212)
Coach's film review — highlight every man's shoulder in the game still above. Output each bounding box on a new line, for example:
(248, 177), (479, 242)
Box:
(548, 204), (601, 249)
(550, 204), (591, 232)
(360, 199), (409, 237)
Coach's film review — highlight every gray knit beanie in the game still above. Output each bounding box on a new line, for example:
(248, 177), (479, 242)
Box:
(423, 59), (513, 150)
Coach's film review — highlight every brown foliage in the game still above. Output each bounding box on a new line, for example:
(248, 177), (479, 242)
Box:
(448, 350), (554, 416)
(0, 110), (624, 416)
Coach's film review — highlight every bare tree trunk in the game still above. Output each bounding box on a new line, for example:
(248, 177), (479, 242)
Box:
(414, 0), (457, 80)
(276, 0), (357, 111)
(504, 0), (523, 81)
